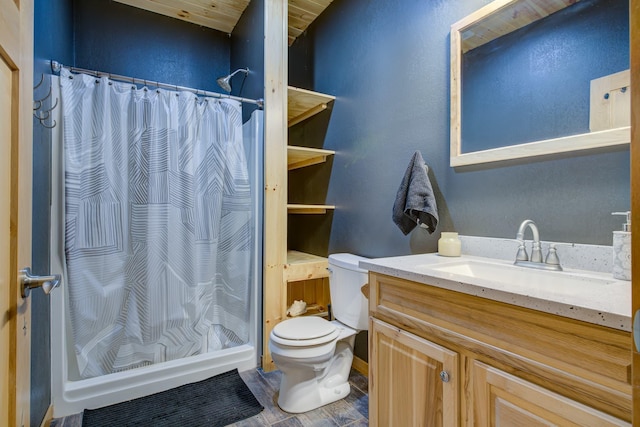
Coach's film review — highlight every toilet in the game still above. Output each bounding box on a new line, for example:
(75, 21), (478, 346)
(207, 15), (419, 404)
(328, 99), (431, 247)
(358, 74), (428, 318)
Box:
(269, 253), (369, 413)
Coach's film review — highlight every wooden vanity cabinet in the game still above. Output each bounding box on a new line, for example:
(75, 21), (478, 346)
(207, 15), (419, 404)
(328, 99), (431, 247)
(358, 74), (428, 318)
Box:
(370, 318), (459, 426)
(368, 272), (632, 426)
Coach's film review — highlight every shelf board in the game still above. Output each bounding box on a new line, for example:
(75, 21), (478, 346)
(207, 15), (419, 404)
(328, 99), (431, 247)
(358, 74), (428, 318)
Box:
(288, 86), (335, 127)
(287, 204), (335, 214)
(286, 304), (329, 319)
(301, 304), (329, 318)
(288, 146), (335, 170)
(285, 250), (330, 282)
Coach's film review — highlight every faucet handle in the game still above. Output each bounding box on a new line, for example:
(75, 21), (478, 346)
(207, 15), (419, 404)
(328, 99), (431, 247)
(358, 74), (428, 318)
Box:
(515, 241), (529, 262)
(530, 242), (543, 263)
(545, 244), (561, 266)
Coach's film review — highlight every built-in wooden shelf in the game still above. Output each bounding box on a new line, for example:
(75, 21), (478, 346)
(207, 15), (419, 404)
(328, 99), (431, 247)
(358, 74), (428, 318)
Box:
(286, 303), (328, 319)
(288, 86), (335, 127)
(287, 146), (335, 170)
(285, 250), (330, 282)
(300, 304), (329, 318)
(287, 204), (335, 214)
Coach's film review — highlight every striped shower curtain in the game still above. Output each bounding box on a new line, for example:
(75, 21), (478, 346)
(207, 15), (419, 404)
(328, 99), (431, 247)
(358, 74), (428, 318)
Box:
(60, 68), (252, 379)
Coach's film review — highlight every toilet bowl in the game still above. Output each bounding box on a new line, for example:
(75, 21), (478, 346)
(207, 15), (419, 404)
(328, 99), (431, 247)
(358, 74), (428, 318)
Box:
(269, 253), (369, 413)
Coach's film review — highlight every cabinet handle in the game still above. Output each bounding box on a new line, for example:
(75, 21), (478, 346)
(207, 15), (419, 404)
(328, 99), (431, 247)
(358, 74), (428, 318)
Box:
(439, 371), (450, 383)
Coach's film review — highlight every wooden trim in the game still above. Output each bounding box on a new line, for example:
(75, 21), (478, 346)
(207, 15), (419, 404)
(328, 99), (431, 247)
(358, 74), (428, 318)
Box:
(352, 355), (368, 376)
(284, 250), (329, 282)
(450, 19), (462, 162)
(287, 146), (335, 170)
(39, 405), (53, 427)
(287, 204), (335, 214)
(15, 0), (34, 424)
(449, 0), (631, 167)
(287, 86), (335, 127)
(288, 103), (327, 127)
(262, 0), (288, 372)
(589, 70), (631, 132)
(630, 0), (639, 421)
(451, 0), (577, 53)
(450, 127), (630, 167)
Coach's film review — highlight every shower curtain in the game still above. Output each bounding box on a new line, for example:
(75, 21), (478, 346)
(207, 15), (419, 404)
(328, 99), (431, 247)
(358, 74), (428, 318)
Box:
(60, 68), (252, 379)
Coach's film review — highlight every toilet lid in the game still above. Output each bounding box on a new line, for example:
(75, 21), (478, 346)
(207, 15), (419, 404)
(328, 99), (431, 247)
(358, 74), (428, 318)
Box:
(272, 317), (336, 341)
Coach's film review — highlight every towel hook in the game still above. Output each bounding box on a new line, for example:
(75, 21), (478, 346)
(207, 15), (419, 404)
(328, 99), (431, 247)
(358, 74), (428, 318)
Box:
(33, 75), (58, 129)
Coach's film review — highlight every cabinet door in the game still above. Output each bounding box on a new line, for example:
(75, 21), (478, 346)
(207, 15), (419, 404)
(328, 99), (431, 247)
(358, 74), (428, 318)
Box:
(473, 361), (630, 427)
(369, 318), (459, 427)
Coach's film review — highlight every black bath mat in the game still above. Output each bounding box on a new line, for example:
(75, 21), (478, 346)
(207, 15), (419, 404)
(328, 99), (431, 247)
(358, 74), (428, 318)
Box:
(81, 369), (263, 427)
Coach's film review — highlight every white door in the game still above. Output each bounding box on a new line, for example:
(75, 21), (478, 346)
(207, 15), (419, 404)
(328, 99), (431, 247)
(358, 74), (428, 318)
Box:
(1, 0), (34, 425)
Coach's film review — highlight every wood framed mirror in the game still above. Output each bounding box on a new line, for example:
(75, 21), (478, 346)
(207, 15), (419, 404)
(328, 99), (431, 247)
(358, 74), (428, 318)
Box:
(450, 0), (630, 167)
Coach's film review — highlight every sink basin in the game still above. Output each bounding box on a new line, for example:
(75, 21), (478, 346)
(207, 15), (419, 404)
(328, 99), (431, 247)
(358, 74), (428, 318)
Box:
(360, 253), (630, 330)
(419, 259), (617, 290)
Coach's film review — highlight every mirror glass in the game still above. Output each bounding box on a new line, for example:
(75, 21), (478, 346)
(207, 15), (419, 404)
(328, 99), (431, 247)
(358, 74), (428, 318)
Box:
(450, 0), (630, 167)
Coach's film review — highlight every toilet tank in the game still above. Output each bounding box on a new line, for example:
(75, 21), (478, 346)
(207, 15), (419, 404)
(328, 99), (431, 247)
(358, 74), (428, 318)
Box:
(328, 253), (369, 331)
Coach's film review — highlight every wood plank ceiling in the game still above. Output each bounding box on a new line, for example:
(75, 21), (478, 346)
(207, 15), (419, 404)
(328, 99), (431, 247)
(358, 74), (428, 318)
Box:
(115, 0), (334, 45)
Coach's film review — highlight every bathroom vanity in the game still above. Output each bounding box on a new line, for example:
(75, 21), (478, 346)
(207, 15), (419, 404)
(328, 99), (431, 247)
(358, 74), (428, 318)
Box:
(362, 254), (632, 426)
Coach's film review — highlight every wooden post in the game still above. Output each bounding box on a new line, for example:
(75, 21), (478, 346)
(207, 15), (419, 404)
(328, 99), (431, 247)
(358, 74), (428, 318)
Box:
(631, 0), (640, 422)
(262, 0), (287, 372)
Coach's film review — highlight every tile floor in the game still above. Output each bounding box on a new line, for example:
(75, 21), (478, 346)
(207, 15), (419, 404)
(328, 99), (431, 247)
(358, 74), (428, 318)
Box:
(51, 368), (369, 427)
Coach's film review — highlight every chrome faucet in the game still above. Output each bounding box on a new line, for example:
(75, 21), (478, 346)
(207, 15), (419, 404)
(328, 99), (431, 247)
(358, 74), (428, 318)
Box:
(514, 220), (562, 271)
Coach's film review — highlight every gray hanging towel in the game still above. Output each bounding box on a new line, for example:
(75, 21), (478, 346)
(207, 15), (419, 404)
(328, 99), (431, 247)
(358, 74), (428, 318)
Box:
(392, 151), (439, 235)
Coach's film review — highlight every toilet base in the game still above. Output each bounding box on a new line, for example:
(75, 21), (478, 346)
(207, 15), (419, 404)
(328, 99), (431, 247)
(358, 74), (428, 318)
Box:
(276, 339), (355, 413)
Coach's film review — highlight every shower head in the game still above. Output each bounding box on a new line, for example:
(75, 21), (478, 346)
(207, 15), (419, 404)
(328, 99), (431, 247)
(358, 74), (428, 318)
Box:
(216, 68), (249, 92)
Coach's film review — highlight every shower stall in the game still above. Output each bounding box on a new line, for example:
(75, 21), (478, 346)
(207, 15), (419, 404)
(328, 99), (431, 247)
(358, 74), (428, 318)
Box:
(48, 73), (263, 417)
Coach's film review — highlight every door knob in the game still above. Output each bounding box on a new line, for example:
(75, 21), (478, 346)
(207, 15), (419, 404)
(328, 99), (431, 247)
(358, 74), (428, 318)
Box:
(20, 267), (61, 298)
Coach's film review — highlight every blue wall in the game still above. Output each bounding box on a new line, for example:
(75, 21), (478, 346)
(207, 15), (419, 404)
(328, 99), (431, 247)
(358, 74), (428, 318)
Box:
(32, 0), (73, 425)
(290, 0), (630, 259)
(73, 0), (231, 92)
(231, 0), (265, 122)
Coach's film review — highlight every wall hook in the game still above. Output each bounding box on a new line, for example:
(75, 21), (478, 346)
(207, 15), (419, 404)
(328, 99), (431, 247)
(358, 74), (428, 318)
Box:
(33, 76), (58, 129)
(33, 74), (45, 91)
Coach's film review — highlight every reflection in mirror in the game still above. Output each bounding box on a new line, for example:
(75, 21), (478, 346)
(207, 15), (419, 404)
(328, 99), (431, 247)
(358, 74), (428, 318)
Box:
(450, 0), (630, 167)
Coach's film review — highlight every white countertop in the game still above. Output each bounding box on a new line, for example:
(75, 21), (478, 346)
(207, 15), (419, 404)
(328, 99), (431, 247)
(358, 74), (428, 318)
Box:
(360, 253), (631, 331)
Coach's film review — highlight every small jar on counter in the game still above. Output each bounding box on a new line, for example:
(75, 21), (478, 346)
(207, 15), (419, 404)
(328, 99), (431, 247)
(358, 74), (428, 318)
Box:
(438, 232), (461, 257)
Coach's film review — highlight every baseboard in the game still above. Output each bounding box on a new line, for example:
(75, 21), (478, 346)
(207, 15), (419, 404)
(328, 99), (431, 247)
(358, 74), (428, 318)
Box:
(352, 356), (368, 376)
(39, 405), (54, 427)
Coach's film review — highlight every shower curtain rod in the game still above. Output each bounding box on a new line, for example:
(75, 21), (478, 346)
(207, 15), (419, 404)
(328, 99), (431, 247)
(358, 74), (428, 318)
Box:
(50, 60), (264, 109)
